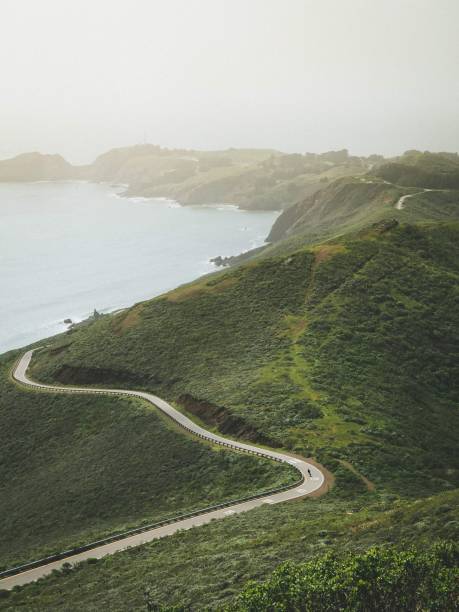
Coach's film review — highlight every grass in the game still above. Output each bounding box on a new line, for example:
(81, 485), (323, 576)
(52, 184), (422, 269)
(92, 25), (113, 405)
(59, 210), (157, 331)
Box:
(0, 354), (295, 570)
(1, 162), (458, 609)
(2, 483), (458, 610)
(371, 151), (459, 189)
(31, 223), (459, 500)
(267, 174), (459, 245)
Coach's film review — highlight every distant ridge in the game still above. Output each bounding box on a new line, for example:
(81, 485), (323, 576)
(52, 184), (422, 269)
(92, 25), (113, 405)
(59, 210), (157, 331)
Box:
(0, 152), (77, 182)
(0, 146), (371, 210)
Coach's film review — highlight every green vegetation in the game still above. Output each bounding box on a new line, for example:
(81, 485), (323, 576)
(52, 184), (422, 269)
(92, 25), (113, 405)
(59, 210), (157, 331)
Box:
(0, 145), (370, 210)
(267, 174), (459, 245)
(2, 156), (459, 609)
(230, 542), (458, 611)
(0, 354), (295, 570)
(2, 485), (458, 609)
(371, 151), (459, 189)
(89, 146), (369, 210)
(32, 223), (459, 498)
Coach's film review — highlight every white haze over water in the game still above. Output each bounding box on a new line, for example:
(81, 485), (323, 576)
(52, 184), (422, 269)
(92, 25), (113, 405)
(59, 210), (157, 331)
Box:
(1, 0), (458, 163)
(0, 182), (278, 352)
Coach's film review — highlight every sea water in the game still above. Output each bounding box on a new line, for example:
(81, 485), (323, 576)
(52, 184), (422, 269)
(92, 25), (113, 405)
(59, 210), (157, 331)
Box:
(0, 181), (277, 352)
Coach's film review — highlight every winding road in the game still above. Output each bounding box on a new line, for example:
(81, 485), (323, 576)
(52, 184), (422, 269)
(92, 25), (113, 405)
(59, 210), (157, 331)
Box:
(395, 188), (436, 210)
(0, 350), (325, 590)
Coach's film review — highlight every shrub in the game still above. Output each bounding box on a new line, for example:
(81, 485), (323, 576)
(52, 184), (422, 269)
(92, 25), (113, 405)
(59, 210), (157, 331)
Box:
(230, 542), (459, 611)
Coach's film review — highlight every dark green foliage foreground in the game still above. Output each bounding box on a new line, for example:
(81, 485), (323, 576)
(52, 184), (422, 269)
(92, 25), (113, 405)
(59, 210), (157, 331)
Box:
(230, 542), (458, 611)
(2, 487), (458, 610)
(0, 356), (294, 569)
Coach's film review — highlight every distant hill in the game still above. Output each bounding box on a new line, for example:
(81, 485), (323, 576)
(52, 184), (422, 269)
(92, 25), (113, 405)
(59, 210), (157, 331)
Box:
(88, 146), (370, 210)
(0, 146), (371, 210)
(370, 151), (459, 189)
(267, 169), (459, 245)
(2, 148), (458, 212)
(0, 152), (77, 182)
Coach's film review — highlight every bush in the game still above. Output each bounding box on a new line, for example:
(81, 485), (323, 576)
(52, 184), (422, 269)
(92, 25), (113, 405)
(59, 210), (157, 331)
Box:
(230, 542), (459, 611)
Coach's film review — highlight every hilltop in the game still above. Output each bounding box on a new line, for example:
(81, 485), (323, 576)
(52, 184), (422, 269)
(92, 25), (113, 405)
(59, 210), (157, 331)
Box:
(0, 152), (77, 182)
(2, 147), (457, 215)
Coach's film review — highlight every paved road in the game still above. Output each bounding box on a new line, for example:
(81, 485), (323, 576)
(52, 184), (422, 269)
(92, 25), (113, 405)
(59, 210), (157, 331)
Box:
(395, 188), (436, 210)
(0, 350), (324, 589)
(358, 177), (438, 211)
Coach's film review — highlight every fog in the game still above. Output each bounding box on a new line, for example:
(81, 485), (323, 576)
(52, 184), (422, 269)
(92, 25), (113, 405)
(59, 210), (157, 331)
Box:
(1, 0), (458, 163)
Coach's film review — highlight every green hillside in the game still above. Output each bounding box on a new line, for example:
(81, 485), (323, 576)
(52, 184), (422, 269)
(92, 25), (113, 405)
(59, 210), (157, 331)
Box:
(30, 221), (459, 500)
(3, 485), (458, 609)
(0, 354), (294, 570)
(1, 167), (458, 609)
(371, 151), (459, 189)
(267, 174), (459, 244)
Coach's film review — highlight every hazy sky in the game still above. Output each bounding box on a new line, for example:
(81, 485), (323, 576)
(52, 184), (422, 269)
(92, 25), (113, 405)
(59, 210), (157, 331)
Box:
(1, 0), (458, 163)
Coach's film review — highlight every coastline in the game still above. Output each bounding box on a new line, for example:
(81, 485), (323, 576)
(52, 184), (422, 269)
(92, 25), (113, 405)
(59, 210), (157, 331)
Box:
(0, 181), (277, 354)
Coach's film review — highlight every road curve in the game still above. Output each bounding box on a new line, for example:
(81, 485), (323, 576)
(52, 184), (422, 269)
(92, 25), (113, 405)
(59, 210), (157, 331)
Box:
(0, 350), (324, 590)
(395, 188), (436, 210)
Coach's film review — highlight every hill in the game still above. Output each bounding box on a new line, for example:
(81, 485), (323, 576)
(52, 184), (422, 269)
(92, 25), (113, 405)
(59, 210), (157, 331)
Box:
(370, 151), (459, 189)
(0, 152), (76, 182)
(0, 352), (294, 570)
(267, 174), (459, 244)
(89, 146), (369, 210)
(29, 221), (459, 500)
(3, 476), (458, 609)
(1, 219), (458, 606)
(0, 146), (370, 210)
(1, 162), (458, 609)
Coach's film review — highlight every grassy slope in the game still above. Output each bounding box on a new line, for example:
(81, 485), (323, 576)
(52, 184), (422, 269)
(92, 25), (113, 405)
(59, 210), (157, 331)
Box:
(0, 354), (294, 570)
(371, 151), (459, 189)
(90, 145), (367, 210)
(32, 223), (459, 498)
(166, 158), (366, 210)
(3, 484), (458, 610)
(267, 174), (459, 244)
(2, 170), (458, 609)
